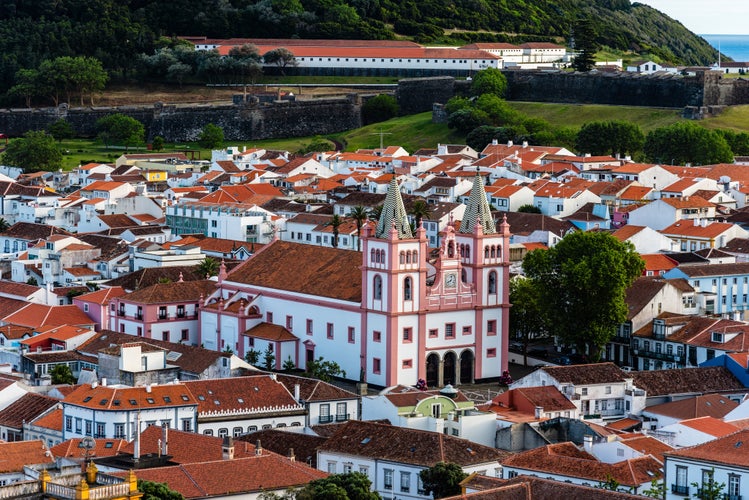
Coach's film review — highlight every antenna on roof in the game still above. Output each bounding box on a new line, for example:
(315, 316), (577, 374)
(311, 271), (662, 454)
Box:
(370, 129), (392, 151)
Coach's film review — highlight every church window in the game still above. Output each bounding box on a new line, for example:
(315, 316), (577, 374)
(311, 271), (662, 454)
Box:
(484, 246), (490, 259)
(400, 251), (405, 264)
(412, 250), (418, 262)
(448, 241), (455, 257)
(488, 271), (497, 294)
(404, 277), (412, 300)
(370, 249), (375, 262)
(490, 246), (496, 258)
(373, 275), (383, 300)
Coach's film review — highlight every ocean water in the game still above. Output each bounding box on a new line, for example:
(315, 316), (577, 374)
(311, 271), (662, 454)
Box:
(702, 34), (749, 63)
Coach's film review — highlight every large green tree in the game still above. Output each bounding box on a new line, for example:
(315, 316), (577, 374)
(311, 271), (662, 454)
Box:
(644, 122), (734, 165)
(362, 94), (399, 125)
(523, 231), (644, 360)
(138, 480), (184, 500)
(296, 472), (380, 500)
(1, 130), (63, 172)
(199, 123), (225, 150)
(575, 121), (645, 157)
(419, 462), (468, 499)
(571, 17), (599, 72)
(50, 364), (75, 385)
(471, 67), (507, 98)
(96, 113), (145, 152)
(509, 276), (550, 366)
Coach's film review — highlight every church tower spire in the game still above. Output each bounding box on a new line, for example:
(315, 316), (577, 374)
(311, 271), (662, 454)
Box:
(459, 172), (496, 235)
(376, 177), (413, 239)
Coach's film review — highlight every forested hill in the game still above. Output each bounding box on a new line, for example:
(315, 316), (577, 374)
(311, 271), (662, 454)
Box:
(0, 0), (718, 94)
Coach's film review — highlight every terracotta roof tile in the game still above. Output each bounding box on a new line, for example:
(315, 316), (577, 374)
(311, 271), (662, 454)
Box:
(666, 428), (749, 467)
(243, 323), (298, 342)
(226, 240), (362, 302)
(64, 383), (198, 410)
(237, 429), (327, 467)
(539, 363), (627, 385)
(680, 416), (740, 437)
(50, 437), (128, 459)
(121, 280), (216, 304)
(0, 440), (54, 472)
(120, 426), (257, 463)
(319, 420), (509, 467)
(185, 375), (302, 415)
(631, 367), (744, 396)
(274, 373), (357, 402)
(646, 394), (738, 420)
(129, 453), (327, 498)
(0, 392), (59, 429)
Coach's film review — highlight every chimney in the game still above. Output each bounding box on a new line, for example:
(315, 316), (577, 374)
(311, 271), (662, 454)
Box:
(294, 384), (300, 402)
(134, 412), (141, 460)
(694, 218), (699, 226)
(507, 140), (513, 147)
(101, 378), (107, 387)
(92, 381), (98, 389)
(534, 406), (543, 419)
(491, 139), (498, 146)
(701, 219), (707, 228)
(146, 384), (152, 393)
(222, 436), (234, 460)
(162, 425), (168, 456)
(287, 448), (295, 462)
(583, 434), (594, 453)
(255, 439), (263, 456)
(522, 141), (528, 148)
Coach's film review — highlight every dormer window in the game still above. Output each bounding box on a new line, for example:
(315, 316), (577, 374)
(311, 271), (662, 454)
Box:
(712, 331), (724, 343)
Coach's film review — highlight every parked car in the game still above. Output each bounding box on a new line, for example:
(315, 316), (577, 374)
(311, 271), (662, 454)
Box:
(552, 355), (572, 365)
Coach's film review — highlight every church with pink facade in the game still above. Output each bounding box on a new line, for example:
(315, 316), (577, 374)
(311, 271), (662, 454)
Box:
(199, 175), (510, 387)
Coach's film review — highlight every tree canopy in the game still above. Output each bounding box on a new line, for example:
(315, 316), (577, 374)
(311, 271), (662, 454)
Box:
(509, 276), (550, 365)
(522, 231), (644, 360)
(575, 121), (645, 157)
(199, 123), (225, 150)
(50, 364), (75, 385)
(644, 121), (734, 165)
(471, 67), (507, 98)
(362, 94), (399, 125)
(138, 480), (184, 500)
(1, 130), (63, 172)
(419, 462), (468, 499)
(296, 472), (379, 500)
(96, 113), (145, 152)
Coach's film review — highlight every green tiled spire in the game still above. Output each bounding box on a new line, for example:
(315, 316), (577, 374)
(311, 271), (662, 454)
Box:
(459, 172), (496, 235)
(376, 178), (413, 239)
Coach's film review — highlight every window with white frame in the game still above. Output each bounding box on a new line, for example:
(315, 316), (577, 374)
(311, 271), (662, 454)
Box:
(384, 469), (393, 490)
(400, 472), (410, 493)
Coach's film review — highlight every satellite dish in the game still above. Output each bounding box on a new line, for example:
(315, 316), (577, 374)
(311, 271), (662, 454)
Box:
(81, 436), (96, 457)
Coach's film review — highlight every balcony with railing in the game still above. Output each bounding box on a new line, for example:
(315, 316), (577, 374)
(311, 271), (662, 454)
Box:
(632, 348), (682, 363)
(335, 413), (350, 422)
(671, 484), (689, 495)
(319, 414), (334, 424)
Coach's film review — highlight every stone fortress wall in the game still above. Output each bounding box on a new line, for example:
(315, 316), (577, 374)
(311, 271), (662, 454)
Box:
(1, 71), (749, 141)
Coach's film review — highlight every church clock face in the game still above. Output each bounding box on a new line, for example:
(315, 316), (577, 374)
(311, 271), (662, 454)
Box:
(445, 272), (457, 288)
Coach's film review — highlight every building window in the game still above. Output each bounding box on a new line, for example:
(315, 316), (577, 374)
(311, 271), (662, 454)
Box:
(429, 328), (438, 338)
(445, 323), (455, 338)
(403, 359), (412, 368)
(158, 306), (166, 319)
(400, 472), (411, 493)
(404, 277), (412, 300)
(488, 271), (497, 293)
(65, 416), (72, 431)
(373, 275), (383, 300)
(336, 402), (347, 421)
(320, 404), (331, 424)
(373, 358), (381, 374)
(581, 388), (588, 396)
(728, 474), (740, 498)
(286, 315), (293, 329)
(233, 427), (243, 437)
(348, 327), (355, 343)
(306, 319), (313, 335)
(85, 420), (92, 436)
(373, 331), (381, 343)
(384, 469), (393, 490)
(266, 312), (273, 323)
(114, 423), (125, 438)
(463, 325), (472, 335)
(605, 386), (612, 394)
(218, 428), (228, 438)
(181, 419), (191, 432)
(487, 348), (496, 357)
(327, 323), (334, 339)
(75, 418), (82, 433)
(403, 327), (412, 343)
(487, 320), (496, 335)
(327, 462), (336, 474)
(181, 329), (188, 341)
(95, 423), (105, 438)
(162, 331), (169, 341)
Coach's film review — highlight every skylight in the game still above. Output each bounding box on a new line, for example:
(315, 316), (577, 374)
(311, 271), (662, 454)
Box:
(361, 437), (371, 444)
(129, 399), (137, 405)
(146, 398), (155, 404)
(166, 351), (182, 361)
(83, 396), (92, 402)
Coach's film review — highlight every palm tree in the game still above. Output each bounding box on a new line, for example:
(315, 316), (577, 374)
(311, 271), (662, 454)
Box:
(327, 214), (342, 248)
(368, 205), (383, 223)
(0, 218), (9, 232)
(197, 257), (219, 278)
(409, 199), (431, 231)
(349, 205), (368, 251)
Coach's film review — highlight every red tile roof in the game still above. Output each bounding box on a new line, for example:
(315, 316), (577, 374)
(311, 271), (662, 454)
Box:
(679, 416), (740, 437)
(185, 375), (302, 415)
(50, 437), (128, 459)
(4, 304), (94, 329)
(226, 240), (362, 302)
(0, 440), (54, 472)
(666, 428), (749, 467)
(129, 454), (327, 498)
(63, 383), (198, 410)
